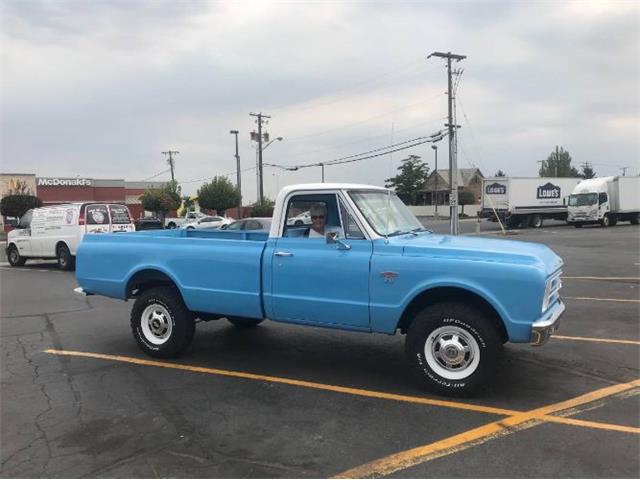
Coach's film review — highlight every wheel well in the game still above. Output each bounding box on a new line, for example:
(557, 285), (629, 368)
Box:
(126, 269), (178, 298)
(397, 287), (508, 343)
(55, 241), (70, 254)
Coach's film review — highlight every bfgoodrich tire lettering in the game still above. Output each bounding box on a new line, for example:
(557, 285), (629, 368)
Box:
(131, 286), (195, 358)
(405, 302), (501, 396)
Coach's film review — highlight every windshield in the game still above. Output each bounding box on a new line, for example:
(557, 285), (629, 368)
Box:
(569, 193), (597, 206)
(349, 191), (424, 236)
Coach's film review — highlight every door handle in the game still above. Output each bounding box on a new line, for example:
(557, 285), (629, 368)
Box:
(274, 251), (294, 257)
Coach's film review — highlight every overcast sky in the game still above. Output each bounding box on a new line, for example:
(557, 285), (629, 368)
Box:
(2, 0), (639, 200)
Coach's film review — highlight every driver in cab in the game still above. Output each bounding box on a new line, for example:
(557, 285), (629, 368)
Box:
(305, 203), (343, 239)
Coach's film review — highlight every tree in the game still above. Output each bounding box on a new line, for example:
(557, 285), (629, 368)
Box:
(177, 195), (195, 217)
(539, 146), (580, 177)
(458, 190), (476, 216)
(197, 177), (241, 216)
(251, 199), (275, 217)
(139, 181), (181, 225)
(384, 155), (429, 205)
(494, 170), (506, 177)
(0, 180), (42, 219)
(580, 163), (596, 179)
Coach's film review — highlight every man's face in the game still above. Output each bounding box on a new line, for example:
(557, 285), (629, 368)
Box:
(311, 210), (326, 230)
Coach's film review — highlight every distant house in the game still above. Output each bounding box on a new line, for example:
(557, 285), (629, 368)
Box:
(423, 168), (484, 205)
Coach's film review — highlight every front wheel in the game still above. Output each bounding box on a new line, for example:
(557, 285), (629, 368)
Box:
(131, 286), (195, 358)
(7, 245), (26, 267)
(227, 317), (264, 328)
(405, 302), (502, 396)
(600, 214), (610, 228)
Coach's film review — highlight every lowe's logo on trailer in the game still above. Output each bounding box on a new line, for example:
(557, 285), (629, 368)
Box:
(486, 182), (507, 195)
(537, 182), (561, 199)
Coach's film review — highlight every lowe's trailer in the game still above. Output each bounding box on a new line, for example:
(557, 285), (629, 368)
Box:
(480, 177), (581, 228)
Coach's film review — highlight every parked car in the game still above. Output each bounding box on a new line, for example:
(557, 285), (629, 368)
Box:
(286, 210), (311, 225)
(220, 217), (272, 231)
(182, 216), (232, 230)
(75, 183), (565, 396)
(135, 216), (163, 231)
(6, 203), (135, 270)
(165, 211), (207, 229)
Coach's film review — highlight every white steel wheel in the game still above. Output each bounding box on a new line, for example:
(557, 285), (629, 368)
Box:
(424, 325), (481, 380)
(140, 304), (173, 345)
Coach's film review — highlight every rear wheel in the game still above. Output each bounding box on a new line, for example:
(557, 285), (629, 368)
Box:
(573, 223), (583, 228)
(405, 302), (501, 396)
(529, 214), (543, 229)
(227, 317), (264, 328)
(7, 245), (26, 267)
(630, 213), (639, 225)
(131, 286), (195, 358)
(56, 244), (75, 271)
(609, 215), (618, 227)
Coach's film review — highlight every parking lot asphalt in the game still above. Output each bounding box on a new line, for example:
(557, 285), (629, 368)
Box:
(1, 224), (639, 478)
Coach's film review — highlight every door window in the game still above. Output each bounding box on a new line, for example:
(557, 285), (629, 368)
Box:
(226, 221), (244, 230)
(599, 192), (608, 204)
(18, 210), (33, 228)
(283, 194), (342, 238)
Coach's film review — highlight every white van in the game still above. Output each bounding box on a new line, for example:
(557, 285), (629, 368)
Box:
(5, 203), (135, 270)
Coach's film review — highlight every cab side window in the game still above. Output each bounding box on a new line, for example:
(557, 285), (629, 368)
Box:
(339, 200), (365, 240)
(598, 192), (608, 204)
(283, 194), (341, 237)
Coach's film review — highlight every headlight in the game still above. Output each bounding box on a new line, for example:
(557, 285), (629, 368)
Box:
(542, 271), (562, 312)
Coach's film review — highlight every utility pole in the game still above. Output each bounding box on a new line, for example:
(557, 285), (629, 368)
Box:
(620, 167), (630, 176)
(555, 145), (559, 176)
(537, 159), (546, 176)
(230, 130), (241, 218)
(162, 150), (179, 182)
(432, 145), (438, 218)
(250, 112), (271, 204)
(320, 163), (325, 183)
(428, 51), (465, 235)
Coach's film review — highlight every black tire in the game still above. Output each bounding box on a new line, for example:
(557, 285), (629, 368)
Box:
(130, 286), (195, 358)
(7, 245), (26, 267)
(186, 226), (195, 230)
(56, 244), (75, 271)
(609, 215), (618, 227)
(294, 220), (304, 226)
(405, 302), (502, 396)
(529, 214), (543, 229)
(167, 222), (177, 229)
(573, 223), (583, 228)
(629, 213), (639, 225)
(600, 214), (610, 228)
(227, 317), (264, 328)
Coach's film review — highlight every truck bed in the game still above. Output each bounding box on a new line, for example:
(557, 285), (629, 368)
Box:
(76, 229), (269, 319)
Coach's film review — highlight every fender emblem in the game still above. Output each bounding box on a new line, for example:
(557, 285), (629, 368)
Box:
(380, 271), (398, 284)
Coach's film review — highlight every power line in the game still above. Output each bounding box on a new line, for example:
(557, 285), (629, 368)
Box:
(140, 168), (171, 181)
(284, 93), (446, 143)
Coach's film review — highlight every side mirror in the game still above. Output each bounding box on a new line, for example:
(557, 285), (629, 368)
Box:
(220, 224), (228, 230)
(326, 232), (351, 250)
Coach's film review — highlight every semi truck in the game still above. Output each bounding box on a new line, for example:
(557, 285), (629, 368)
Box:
(480, 177), (581, 228)
(74, 183), (565, 396)
(567, 176), (640, 227)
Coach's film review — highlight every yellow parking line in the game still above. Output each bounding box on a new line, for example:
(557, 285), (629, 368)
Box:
(45, 349), (638, 436)
(564, 296), (640, 303)
(334, 379), (640, 478)
(43, 349), (518, 416)
(553, 335), (640, 346)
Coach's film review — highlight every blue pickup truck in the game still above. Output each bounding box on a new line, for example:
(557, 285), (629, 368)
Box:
(75, 183), (565, 395)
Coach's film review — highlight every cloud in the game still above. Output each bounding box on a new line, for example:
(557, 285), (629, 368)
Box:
(1, 0), (638, 198)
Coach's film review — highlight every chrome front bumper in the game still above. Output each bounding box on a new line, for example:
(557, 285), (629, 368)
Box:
(530, 300), (565, 346)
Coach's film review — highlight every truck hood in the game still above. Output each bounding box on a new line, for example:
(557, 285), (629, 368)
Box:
(393, 233), (563, 276)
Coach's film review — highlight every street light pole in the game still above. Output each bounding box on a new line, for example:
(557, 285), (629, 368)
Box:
(229, 130), (241, 219)
(432, 145), (438, 218)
